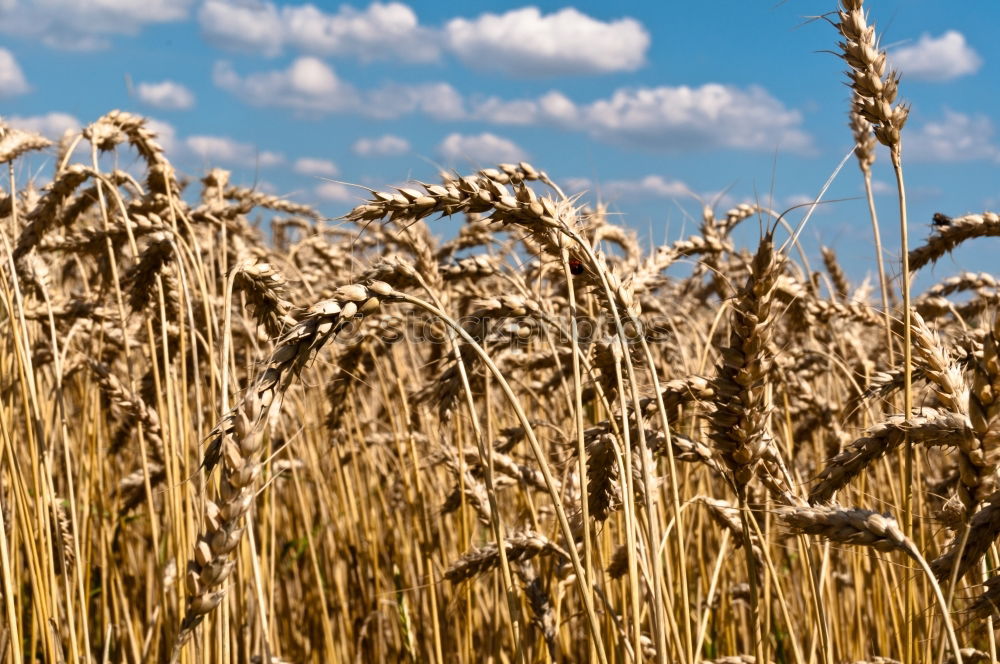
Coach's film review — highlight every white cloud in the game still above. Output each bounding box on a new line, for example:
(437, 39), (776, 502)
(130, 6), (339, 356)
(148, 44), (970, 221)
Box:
(281, 1), (437, 62)
(214, 57), (464, 119)
(214, 57), (358, 112)
(198, 0), (284, 55)
(136, 80), (195, 110)
(577, 84), (812, 152)
(353, 134), (410, 156)
(0, 48), (28, 97)
(215, 60), (810, 154)
(199, 0), (437, 62)
(293, 157), (338, 176)
(185, 134), (284, 167)
(473, 84), (811, 153)
(565, 175), (692, 199)
(906, 110), (1000, 162)
(315, 181), (358, 202)
(4, 112), (80, 138)
(438, 132), (528, 165)
(445, 7), (648, 76)
(892, 31), (981, 82)
(199, 3), (648, 77)
(364, 82), (465, 120)
(0, 0), (194, 50)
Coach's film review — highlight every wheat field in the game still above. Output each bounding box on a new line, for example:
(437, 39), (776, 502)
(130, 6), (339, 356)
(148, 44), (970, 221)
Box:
(2, 2), (1000, 663)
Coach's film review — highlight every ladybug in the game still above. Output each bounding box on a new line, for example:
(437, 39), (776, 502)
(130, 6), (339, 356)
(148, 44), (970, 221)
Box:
(568, 258), (584, 275)
(932, 212), (952, 227)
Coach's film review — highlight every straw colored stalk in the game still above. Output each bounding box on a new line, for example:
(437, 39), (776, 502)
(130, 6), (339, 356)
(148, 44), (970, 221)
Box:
(173, 281), (395, 654)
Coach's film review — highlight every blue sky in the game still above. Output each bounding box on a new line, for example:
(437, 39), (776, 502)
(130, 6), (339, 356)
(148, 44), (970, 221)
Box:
(2, 0), (998, 285)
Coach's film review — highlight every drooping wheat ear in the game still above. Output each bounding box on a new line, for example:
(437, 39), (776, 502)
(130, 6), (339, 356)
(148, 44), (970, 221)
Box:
(917, 272), (1000, 321)
(232, 260), (297, 336)
(82, 110), (166, 168)
(836, 0), (909, 151)
(122, 231), (174, 313)
(909, 212), (1000, 272)
(441, 254), (500, 282)
(174, 281), (396, 653)
(696, 496), (766, 580)
(629, 233), (727, 295)
(849, 97), (877, 174)
(443, 531), (568, 583)
(515, 561), (558, 661)
(439, 452), (494, 527)
(14, 165), (94, 260)
(931, 491), (1000, 582)
(946, 650), (990, 664)
(87, 360), (167, 512)
(591, 222), (641, 269)
(780, 504), (915, 555)
(453, 448), (551, 495)
(719, 203), (767, 236)
(469, 161), (544, 185)
(968, 576), (1000, 620)
(858, 337), (978, 406)
(774, 274), (882, 327)
(0, 128), (52, 164)
(50, 498), (75, 575)
(821, 247), (850, 301)
(323, 320), (385, 435)
(811, 409), (973, 503)
(969, 314), (1000, 500)
(922, 272), (999, 301)
(708, 232), (780, 490)
(696, 497), (761, 553)
(585, 429), (620, 522)
(910, 311), (991, 516)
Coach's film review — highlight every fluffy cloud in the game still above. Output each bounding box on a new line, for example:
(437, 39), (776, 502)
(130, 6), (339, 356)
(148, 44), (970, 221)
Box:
(364, 82), (464, 120)
(128, 119), (285, 170)
(214, 57), (464, 119)
(185, 135), (284, 167)
(438, 133), (528, 164)
(0, 0), (194, 50)
(0, 48), (29, 97)
(473, 85), (812, 153)
(293, 157), (338, 176)
(906, 110), (1000, 162)
(214, 57), (358, 112)
(199, 0), (437, 62)
(577, 84), (812, 152)
(197, 0), (284, 55)
(137, 80), (195, 110)
(281, 1), (437, 62)
(4, 112), (80, 138)
(215, 59), (810, 154)
(565, 175), (692, 199)
(353, 134), (410, 156)
(198, 2), (650, 76)
(445, 7), (648, 76)
(892, 31), (981, 82)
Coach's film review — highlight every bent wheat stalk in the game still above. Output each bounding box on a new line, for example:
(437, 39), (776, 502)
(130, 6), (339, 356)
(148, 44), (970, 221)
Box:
(172, 281), (396, 658)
